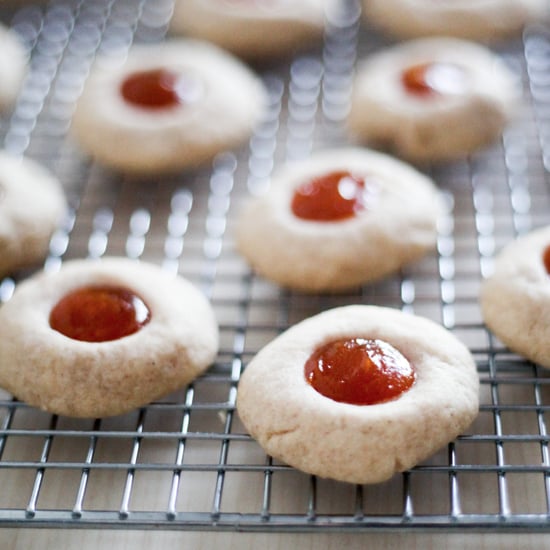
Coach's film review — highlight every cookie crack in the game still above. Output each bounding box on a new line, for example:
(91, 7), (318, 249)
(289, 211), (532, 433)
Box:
(264, 425), (299, 444)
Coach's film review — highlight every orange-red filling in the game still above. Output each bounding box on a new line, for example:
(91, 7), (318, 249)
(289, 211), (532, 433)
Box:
(121, 69), (185, 109)
(305, 338), (416, 405)
(49, 285), (151, 342)
(291, 170), (371, 222)
(401, 62), (466, 97)
(543, 245), (550, 274)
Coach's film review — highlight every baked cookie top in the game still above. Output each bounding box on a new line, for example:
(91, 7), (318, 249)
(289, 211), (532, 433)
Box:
(71, 39), (267, 174)
(0, 152), (66, 278)
(237, 305), (479, 484)
(235, 147), (442, 292)
(0, 257), (219, 417)
(480, 225), (550, 369)
(0, 24), (27, 112)
(363, 0), (548, 41)
(169, 0), (331, 60)
(347, 37), (519, 163)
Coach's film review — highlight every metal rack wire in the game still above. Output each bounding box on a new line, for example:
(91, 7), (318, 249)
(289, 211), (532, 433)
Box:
(1, 0), (550, 532)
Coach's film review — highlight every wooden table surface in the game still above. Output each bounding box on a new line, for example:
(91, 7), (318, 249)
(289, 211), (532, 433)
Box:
(4, 529), (550, 550)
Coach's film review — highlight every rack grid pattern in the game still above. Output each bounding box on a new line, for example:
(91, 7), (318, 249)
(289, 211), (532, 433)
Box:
(1, 0), (550, 532)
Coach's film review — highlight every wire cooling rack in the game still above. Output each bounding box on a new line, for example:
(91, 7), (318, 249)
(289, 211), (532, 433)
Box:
(1, 0), (550, 532)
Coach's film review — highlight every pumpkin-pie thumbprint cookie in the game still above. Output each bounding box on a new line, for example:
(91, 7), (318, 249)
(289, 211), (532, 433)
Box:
(169, 0), (333, 60)
(237, 305), (479, 484)
(348, 37), (519, 163)
(71, 39), (267, 174)
(362, 0), (548, 41)
(235, 147), (443, 292)
(480, 225), (550, 369)
(0, 23), (27, 112)
(0, 152), (66, 278)
(0, 257), (219, 417)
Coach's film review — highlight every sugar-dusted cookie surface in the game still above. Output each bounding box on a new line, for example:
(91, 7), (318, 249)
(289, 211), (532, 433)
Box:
(480, 225), (550, 369)
(0, 23), (27, 112)
(0, 257), (219, 417)
(363, 0), (547, 41)
(71, 39), (267, 174)
(169, 0), (331, 60)
(348, 37), (519, 163)
(235, 147), (442, 292)
(0, 152), (66, 278)
(237, 305), (479, 484)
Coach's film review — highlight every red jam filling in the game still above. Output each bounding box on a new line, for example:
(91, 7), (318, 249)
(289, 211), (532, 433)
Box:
(401, 62), (467, 97)
(543, 245), (550, 274)
(121, 68), (188, 110)
(291, 171), (372, 221)
(49, 285), (151, 342)
(304, 338), (416, 405)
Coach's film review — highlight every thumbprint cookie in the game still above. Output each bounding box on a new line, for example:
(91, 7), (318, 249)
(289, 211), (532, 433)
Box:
(0, 257), (219, 417)
(72, 39), (267, 174)
(480, 226), (550, 369)
(348, 37), (519, 163)
(235, 147), (442, 292)
(237, 305), (479, 484)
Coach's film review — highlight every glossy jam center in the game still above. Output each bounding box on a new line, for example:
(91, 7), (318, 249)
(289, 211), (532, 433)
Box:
(543, 245), (550, 274)
(402, 62), (467, 97)
(291, 171), (371, 221)
(121, 69), (200, 110)
(305, 338), (416, 405)
(49, 285), (151, 342)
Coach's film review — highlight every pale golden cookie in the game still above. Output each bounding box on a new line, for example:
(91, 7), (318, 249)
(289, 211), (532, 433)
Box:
(480, 226), (550, 369)
(0, 257), (219, 417)
(0, 152), (66, 278)
(348, 37), (519, 163)
(235, 147), (442, 292)
(71, 39), (267, 174)
(169, 0), (331, 60)
(363, 0), (548, 41)
(237, 305), (479, 484)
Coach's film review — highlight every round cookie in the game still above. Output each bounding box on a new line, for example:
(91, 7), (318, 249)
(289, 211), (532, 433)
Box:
(235, 147), (443, 292)
(347, 37), (519, 163)
(0, 257), (219, 417)
(169, 0), (330, 60)
(362, 0), (548, 41)
(71, 39), (267, 174)
(0, 24), (26, 112)
(237, 305), (479, 484)
(0, 152), (66, 278)
(480, 226), (550, 369)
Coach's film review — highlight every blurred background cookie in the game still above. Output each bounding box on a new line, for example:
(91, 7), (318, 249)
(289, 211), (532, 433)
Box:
(348, 37), (519, 163)
(0, 22), (27, 112)
(71, 39), (267, 174)
(362, 0), (548, 41)
(169, 0), (335, 60)
(0, 152), (66, 278)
